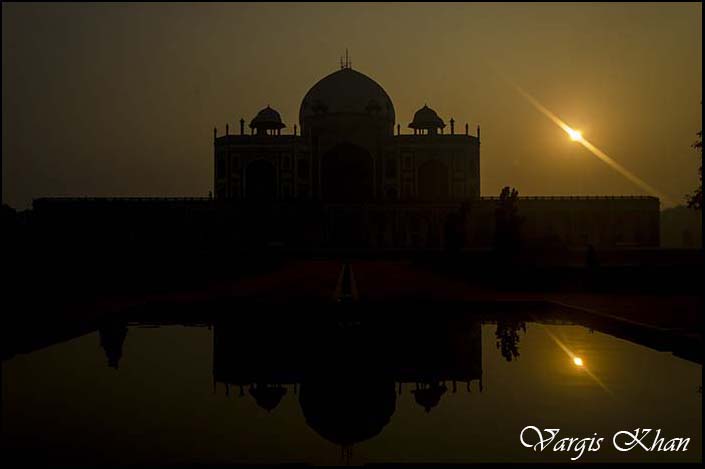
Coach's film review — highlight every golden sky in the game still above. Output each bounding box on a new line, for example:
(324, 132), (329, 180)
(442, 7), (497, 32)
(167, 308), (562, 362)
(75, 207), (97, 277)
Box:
(2, 2), (702, 208)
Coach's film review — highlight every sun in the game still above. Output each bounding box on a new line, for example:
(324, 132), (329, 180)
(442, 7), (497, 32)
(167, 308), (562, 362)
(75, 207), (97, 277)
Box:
(567, 128), (583, 142)
(573, 356), (584, 367)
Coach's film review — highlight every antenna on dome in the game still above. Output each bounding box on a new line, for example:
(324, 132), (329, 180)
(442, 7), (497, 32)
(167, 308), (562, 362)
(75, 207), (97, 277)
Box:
(340, 48), (351, 70)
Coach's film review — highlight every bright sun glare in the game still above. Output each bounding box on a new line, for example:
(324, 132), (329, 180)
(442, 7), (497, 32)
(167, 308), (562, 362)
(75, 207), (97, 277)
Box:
(509, 83), (674, 204)
(573, 356), (584, 367)
(567, 128), (583, 142)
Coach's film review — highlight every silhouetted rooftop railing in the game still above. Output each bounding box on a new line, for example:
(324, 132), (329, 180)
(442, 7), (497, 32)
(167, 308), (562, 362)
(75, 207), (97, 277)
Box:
(215, 135), (302, 143)
(35, 197), (211, 202)
(32, 196), (658, 206)
(394, 133), (475, 136)
(215, 134), (480, 142)
(480, 195), (659, 201)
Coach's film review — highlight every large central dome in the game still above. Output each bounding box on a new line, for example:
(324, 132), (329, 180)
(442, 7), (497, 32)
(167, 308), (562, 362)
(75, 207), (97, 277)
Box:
(299, 68), (395, 127)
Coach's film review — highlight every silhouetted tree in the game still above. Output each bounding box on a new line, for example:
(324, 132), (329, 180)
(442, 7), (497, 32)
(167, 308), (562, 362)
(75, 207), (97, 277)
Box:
(687, 129), (702, 210)
(494, 186), (523, 256)
(495, 320), (526, 362)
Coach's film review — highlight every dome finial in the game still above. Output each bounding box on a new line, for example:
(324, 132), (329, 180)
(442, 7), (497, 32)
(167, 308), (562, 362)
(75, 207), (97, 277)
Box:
(340, 49), (352, 70)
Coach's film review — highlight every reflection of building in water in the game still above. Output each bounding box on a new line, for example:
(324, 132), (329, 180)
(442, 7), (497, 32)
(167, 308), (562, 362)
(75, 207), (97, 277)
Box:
(413, 382), (448, 413)
(300, 370), (396, 448)
(249, 383), (287, 412)
(31, 62), (659, 250)
(212, 316), (482, 445)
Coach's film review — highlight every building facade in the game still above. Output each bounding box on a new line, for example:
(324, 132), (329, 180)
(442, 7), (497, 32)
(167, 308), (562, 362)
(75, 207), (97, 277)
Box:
(214, 68), (480, 204)
(211, 64), (658, 249)
(28, 64), (659, 251)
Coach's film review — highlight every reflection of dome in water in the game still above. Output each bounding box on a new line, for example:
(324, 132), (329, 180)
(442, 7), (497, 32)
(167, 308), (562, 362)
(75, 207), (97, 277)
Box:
(300, 377), (396, 446)
(299, 68), (396, 126)
(249, 384), (287, 412)
(413, 382), (448, 413)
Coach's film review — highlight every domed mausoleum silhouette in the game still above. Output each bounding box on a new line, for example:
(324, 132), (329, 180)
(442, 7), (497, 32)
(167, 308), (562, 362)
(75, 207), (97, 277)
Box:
(31, 57), (660, 251)
(209, 59), (659, 249)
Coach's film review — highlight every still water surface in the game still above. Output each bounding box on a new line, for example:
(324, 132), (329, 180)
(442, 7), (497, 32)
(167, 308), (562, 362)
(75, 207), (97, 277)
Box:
(2, 315), (701, 464)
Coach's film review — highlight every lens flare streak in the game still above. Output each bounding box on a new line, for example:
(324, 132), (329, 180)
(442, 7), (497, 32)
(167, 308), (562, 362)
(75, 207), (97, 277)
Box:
(511, 84), (673, 206)
(537, 323), (613, 396)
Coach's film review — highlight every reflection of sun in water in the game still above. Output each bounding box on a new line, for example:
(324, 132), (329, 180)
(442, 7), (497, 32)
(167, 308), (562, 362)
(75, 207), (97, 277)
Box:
(567, 127), (583, 142)
(537, 324), (612, 395)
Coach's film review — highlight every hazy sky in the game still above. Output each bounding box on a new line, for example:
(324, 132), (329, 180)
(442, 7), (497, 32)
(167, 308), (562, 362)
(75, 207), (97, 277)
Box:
(2, 2), (702, 209)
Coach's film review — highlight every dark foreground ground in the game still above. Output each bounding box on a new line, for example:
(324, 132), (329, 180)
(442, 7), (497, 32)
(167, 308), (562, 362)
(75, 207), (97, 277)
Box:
(3, 245), (702, 363)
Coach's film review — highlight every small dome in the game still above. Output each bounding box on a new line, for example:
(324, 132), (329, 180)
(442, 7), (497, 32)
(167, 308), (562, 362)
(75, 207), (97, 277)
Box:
(409, 105), (445, 131)
(250, 106), (286, 132)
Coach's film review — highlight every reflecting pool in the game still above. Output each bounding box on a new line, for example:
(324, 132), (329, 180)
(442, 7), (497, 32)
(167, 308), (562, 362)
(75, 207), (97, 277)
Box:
(2, 312), (701, 464)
